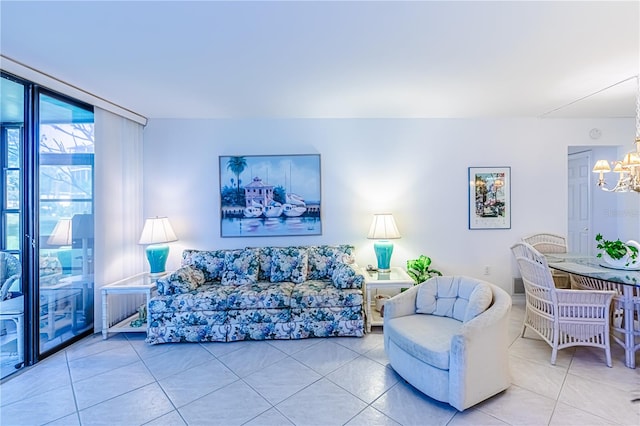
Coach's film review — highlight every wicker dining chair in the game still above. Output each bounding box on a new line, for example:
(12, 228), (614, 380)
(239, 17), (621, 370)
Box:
(522, 233), (570, 288)
(511, 242), (616, 367)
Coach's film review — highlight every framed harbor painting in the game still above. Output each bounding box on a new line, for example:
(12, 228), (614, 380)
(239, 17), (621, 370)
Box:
(468, 166), (511, 230)
(219, 154), (322, 237)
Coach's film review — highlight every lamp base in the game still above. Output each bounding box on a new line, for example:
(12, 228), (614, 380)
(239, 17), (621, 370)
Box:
(374, 241), (394, 272)
(146, 244), (169, 275)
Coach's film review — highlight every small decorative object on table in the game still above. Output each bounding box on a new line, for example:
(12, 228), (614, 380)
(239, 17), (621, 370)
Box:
(595, 233), (640, 270)
(130, 304), (147, 328)
(406, 255), (442, 284)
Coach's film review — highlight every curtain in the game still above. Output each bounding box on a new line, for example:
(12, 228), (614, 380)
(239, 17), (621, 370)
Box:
(93, 107), (145, 331)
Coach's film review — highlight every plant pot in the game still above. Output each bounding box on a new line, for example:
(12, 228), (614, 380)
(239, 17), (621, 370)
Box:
(601, 240), (640, 270)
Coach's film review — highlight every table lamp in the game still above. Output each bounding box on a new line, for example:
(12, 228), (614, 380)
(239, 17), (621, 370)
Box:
(138, 217), (178, 276)
(367, 213), (401, 272)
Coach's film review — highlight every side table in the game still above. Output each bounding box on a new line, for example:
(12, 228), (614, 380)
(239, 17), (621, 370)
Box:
(361, 267), (414, 332)
(101, 272), (163, 339)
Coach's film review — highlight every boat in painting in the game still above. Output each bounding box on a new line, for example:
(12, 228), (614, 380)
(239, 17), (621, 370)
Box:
(244, 200), (264, 218)
(282, 193), (307, 217)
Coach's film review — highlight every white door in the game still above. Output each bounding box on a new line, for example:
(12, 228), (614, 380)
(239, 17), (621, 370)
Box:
(568, 151), (592, 255)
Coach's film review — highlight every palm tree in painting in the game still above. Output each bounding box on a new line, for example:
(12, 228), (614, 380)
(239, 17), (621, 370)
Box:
(227, 156), (247, 200)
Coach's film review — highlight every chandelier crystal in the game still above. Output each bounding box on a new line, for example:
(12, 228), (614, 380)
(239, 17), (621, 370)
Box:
(592, 75), (640, 193)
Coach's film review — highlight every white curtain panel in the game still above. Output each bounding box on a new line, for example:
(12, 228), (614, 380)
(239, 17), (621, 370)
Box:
(93, 108), (145, 331)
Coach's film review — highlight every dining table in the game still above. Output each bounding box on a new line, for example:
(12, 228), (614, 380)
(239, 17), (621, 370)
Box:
(545, 253), (639, 369)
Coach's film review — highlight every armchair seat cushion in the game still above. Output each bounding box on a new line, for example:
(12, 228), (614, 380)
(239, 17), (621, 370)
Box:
(386, 315), (462, 370)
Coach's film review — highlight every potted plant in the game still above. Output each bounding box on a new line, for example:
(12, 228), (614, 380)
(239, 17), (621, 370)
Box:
(406, 255), (442, 285)
(595, 234), (640, 269)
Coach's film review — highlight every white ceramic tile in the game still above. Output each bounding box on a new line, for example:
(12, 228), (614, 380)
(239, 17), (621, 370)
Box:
(568, 345), (639, 392)
(0, 358), (72, 406)
(179, 380), (271, 426)
(244, 408), (295, 426)
(508, 335), (574, 368)
(371, 381), (457, 426)
(73, 360), (156, 409)
(361, 343), (390, 366)
(276, 378), (367, 426)
(45, 412), (81, 426)
(559, 372), (640, 426)
(200, 340), (245, 357)
(332, 333), (384, 354)
(549, 401), (618, 426)
(326, 355), (399, 403)
(129, 337), (184, 360)
(344, 406), (400, 426)
(475, 385), (556, 425)
(266, 337), (322, 355)
(158, 358), (240, 407)
(291, 339), (359, 375)
(447, 408), (509, 426)
(217, 341), (287, 378)
(143, 409), (187, 425)
(79, 382), (174, 426)
(508, 353), (568, 400)
(65, 332), (130, 361)
(68, 344), (140, 382)
(0, 384), (77, 425)
(244, 357), (321, 404)
(143, 343), (215, 380)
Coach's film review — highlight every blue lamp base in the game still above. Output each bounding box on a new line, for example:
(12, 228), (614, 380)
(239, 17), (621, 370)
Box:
(374, 241), (394, 272)
(146, 244), (170, 275)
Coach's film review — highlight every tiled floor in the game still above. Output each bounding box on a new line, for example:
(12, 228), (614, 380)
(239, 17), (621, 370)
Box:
(1, 299), (638, 426)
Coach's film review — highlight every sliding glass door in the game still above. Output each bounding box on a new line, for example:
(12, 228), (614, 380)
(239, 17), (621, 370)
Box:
(0, 73), (95, 377)
(0, 76), (25, 379)
(38, 92), (95, 355)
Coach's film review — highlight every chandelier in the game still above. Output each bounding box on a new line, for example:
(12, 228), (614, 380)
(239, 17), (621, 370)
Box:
(592, 75), (640, 193)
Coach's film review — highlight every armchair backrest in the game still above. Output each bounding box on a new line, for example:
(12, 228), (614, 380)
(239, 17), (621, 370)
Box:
(522, 233), (567, 254)
(511, 242), (557, 303)
(415, 276), (494, 323)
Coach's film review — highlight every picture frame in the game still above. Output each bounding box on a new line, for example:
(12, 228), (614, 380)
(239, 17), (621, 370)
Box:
(468, 166), (511, 230)
(219, 154), (322, 237)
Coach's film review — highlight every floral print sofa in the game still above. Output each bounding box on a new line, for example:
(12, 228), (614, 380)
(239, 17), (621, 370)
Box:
(146, 245), (365, 344)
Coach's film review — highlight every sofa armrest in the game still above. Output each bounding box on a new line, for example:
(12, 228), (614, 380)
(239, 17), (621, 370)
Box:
(448, 284), (512, 411)
(383, 285), (419, 323)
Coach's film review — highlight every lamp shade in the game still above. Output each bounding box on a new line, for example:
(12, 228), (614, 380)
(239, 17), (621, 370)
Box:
(138, 217), (178, 245)
(592, 160), (611, 173)
(48, 218), (72, 246)
(367, 214), (401, 240)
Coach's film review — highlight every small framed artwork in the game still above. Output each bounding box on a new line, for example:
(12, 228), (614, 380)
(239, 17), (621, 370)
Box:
(219, 154), (322, 237)
(468, 166), (511, 230)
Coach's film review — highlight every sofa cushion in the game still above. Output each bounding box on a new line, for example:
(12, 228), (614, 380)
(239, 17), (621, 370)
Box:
(157, 265), (206, 295)
(415, 276), (492, 322)
(149, 284), (235, 312)
(331, 263), (363, 289)
(182, 249), (226, 282)
(290, 280), (363, 308)
(464, 281), (493, 322)
(386, 314), (463, 370)
(221, 248), (260, 285)
(254, 247), (273, 281)
(227, 282), (295, 309)
(307, 245), (354, 280)
(270, 247), (309, 284)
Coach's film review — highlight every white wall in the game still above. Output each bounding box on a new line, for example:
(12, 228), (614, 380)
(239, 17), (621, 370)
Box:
(143, 118), (635, 293)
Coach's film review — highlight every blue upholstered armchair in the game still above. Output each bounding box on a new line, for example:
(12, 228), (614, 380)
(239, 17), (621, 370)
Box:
(383, 275), (512, 411)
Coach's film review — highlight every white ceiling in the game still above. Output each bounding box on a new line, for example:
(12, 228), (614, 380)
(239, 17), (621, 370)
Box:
(1, 1), (638, 120)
